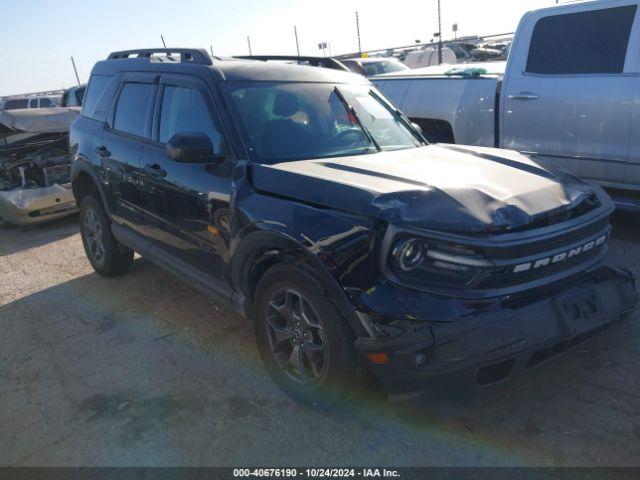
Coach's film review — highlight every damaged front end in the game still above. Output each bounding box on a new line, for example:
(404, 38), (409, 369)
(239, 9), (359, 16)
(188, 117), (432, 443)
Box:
(0, 108), (79, 226)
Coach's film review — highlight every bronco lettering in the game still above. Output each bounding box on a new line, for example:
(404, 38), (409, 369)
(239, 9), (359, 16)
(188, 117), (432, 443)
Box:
(513, 235), (607, 273)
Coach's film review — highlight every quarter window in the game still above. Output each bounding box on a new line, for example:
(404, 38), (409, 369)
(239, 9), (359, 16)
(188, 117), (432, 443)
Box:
(113, 83), (155, 137)
(159, 86), (223, 152)
(526, 6), (637, 75)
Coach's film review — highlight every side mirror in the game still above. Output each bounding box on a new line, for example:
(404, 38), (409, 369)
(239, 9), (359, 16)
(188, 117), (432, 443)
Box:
(167, 132), (214, 163)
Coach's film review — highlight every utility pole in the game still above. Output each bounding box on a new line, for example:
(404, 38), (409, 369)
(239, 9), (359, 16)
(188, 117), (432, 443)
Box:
(161, 35), (167, 48)
(294, 26), (300, 56)
(356, 11), (362, 54)
(70, 57), (81, 86)
(437, 0), (442, 64)
(247, 36), (253, 56)
(210, 45), (214, 57)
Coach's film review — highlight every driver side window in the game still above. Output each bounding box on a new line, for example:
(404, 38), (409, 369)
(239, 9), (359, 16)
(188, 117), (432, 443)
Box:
(159, 85), (224, 153)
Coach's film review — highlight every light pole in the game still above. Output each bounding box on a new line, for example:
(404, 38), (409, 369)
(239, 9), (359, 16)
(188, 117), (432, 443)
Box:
(356, 11), (362, 54)
(70, 57), (81, 86)
(437, 0), (442, 64)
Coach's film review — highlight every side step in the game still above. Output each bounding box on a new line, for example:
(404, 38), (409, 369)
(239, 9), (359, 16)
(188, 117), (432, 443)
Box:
(111, 224), (246, 315)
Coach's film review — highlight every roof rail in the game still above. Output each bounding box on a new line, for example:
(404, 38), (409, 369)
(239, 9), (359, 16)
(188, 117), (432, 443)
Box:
(233, 55), (350, 72)
(107, 48), (213, 66)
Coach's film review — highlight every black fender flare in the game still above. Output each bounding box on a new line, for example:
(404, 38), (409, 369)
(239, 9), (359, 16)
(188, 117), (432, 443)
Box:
(231, 228), (369, 337)
(71, 156), (112, 218)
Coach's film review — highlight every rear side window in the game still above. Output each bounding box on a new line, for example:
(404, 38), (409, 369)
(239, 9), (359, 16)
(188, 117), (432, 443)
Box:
(82, 75), (113, 120)
(159, 86), (223, 151)
(29, 99), (39, 108)
(3, 99), (29, 110)
(113, 83), (155, 137)
(40, 98), (54, 108)
(527, 5), (637, 74)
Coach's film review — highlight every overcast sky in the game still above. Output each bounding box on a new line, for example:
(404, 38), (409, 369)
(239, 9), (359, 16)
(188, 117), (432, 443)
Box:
(0, 0), (559, 96)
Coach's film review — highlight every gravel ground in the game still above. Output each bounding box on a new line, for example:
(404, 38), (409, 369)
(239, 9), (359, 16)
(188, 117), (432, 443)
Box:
(0, 213), (639, 467)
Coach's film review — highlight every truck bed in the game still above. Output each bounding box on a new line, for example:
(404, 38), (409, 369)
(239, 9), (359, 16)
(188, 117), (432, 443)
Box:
(373, 63), (504, 147)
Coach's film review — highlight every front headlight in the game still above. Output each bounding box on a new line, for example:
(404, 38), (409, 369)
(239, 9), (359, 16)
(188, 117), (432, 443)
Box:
(392, 238), (425, 272)
(388, 236), (493, 289)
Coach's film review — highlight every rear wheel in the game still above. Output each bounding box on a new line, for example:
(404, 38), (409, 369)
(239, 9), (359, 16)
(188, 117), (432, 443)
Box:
(253, 264), (363, 408)
(79, 195), (133, 277)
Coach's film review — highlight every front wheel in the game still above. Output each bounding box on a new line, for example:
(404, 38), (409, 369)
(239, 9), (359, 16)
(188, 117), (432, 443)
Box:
(253, 265), (364, 408)
(79, 195), (134, 277)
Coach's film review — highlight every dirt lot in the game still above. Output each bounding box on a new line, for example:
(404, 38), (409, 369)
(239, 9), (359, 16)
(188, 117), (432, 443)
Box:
(1, 213), (639, 467)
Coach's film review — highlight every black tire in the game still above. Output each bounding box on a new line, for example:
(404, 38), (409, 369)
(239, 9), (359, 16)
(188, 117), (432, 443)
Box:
(79, 195), (134, 277)
(252, 264), (363, 408)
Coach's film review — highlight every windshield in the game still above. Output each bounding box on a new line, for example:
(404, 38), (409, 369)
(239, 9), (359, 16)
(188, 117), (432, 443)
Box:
(227, 82), (424, 164)
(363, 60), (409, 76)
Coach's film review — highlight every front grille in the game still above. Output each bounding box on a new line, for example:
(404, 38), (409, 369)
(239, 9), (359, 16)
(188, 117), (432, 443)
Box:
(484, 217), (609, 260)
(476, 243), (605, 290)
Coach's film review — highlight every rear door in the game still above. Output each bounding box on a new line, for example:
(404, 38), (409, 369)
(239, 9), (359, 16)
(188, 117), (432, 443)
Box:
(139, 73), (233, 278)
(99, 73), (157, 232)
(501, 2), (639, 184)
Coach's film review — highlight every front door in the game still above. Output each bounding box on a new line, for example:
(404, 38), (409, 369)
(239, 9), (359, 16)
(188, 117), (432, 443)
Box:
(139, 74), (233, 279)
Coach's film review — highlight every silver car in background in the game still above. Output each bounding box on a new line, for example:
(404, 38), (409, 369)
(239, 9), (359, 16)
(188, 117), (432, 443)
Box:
(0, 107), (79, 226)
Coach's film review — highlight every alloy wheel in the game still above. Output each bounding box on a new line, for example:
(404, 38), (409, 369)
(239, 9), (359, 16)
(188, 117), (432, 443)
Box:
(83, 208), (105, 265)
(265, 288), (328, 384)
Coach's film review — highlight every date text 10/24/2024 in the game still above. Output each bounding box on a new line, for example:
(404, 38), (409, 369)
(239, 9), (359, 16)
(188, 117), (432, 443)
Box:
(233, 469), (401, 478)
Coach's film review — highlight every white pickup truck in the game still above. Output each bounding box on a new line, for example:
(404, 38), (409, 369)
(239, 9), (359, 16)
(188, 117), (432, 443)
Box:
(374, 0), (640, 210)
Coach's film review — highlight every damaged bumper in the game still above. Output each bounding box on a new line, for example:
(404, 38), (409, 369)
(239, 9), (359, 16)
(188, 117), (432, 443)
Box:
(0, 184), (77, 226)
(354, 266), (637, 395)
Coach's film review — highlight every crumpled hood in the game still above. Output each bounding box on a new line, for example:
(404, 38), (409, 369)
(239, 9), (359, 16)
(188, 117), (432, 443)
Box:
(251, 144), (599, 233)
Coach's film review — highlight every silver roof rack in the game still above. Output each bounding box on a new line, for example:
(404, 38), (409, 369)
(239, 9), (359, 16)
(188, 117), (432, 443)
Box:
(107, 48), (213, 66)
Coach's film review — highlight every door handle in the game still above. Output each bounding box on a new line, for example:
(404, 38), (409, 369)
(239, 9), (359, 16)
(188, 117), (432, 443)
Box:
(95, 145), (111, 158)
(144, 163), (167, 178)
(508, 92), (540, 101)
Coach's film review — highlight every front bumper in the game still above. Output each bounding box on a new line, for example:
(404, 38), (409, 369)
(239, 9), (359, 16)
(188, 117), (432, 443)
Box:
(0, 184), (78, 226)
(354, 266), (637, 395)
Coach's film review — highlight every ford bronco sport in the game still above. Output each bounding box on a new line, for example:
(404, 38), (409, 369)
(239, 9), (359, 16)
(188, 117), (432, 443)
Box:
(70, 48), (637, 406)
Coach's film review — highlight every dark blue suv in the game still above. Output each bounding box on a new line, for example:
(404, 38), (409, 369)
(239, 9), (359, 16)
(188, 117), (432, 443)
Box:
(70, 48), (637, 406)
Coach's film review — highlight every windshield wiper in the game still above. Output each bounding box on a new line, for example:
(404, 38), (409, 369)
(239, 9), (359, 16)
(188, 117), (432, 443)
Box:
(333, 87), (381, 152)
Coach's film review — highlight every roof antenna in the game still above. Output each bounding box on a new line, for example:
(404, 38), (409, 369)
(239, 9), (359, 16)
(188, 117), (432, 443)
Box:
(161, 35), (167, 48)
